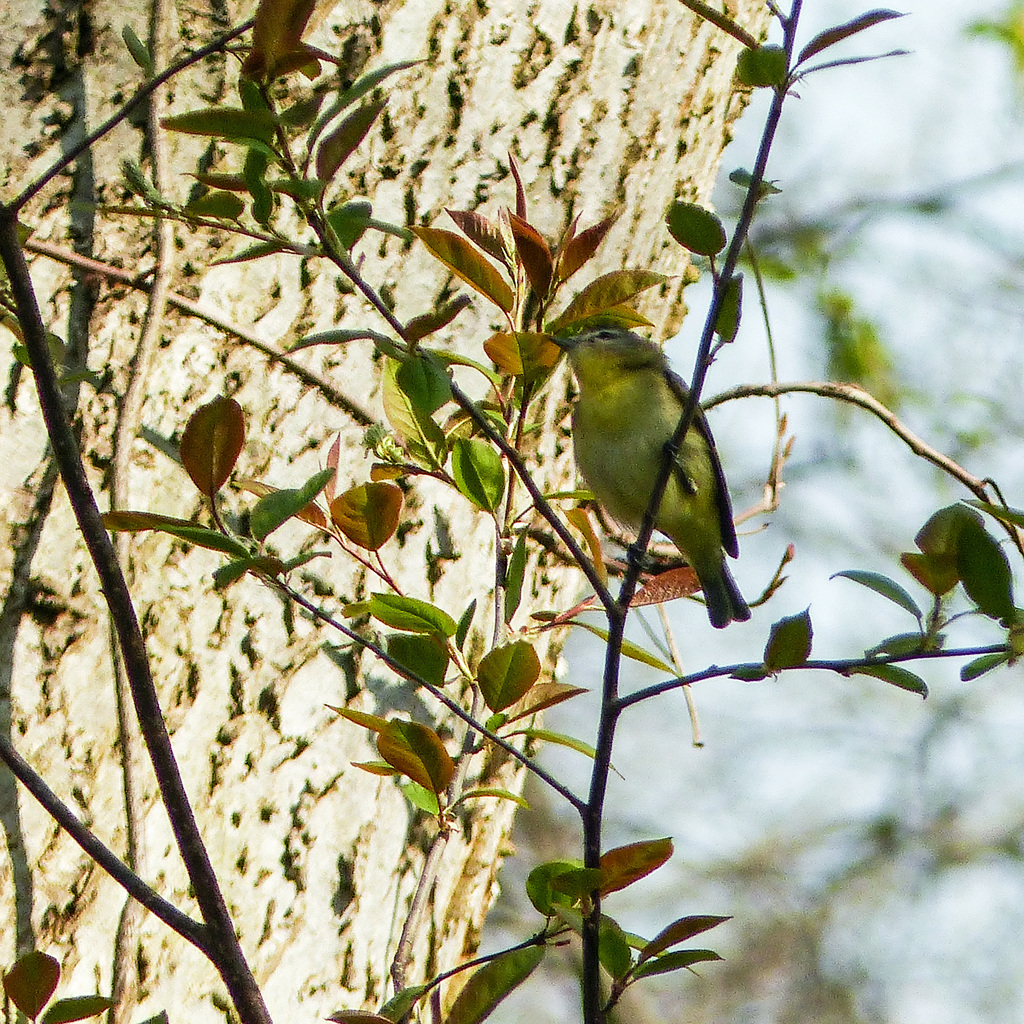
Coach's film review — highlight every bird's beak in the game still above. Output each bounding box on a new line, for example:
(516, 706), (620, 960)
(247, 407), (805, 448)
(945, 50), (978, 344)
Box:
(551, 333), (575, 351)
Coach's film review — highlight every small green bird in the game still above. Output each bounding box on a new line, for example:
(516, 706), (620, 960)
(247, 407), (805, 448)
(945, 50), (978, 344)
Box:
(557, 325), (750, 628)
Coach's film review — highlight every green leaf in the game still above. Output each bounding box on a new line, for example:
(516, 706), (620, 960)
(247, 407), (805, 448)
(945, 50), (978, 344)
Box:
(960, 652), (1010, 682)
(250, 467), (334, 541)
(451, 437), (505, 512)
(728, 167), (782, 198)
(412, 226), (514, 312)
(404, 295), (472, 343)
(526, 860), (584, 914)
(763, 609), (813, 670)
(121, 25), (154, 76)
(399, 780), (440, 815)
(4, 951), (60, 1020)
(243, 147), (273, 227)
(452, 787), (530, 810)
(376, 983), (430, 1023)
(368, 593), (457, 636)
(548, 270), (668, 333)
(865, 632), (930, 658)
(599, 838), (673, 896)
(376, 720), (454, 795)
(599, 916), (634, 981)
(967, 500), (1024, 530)
(569, 620), (675, 674)
(179, 395), (245, 498)
(956, 517), (1015, 621)
(900, 551), (958, 597)
(503, 531), (528, 624)
(456, 599), (477, 649)
(713, 273), (742, 342)
(665, 201), (726, 256)
(317, 99), (387, 184)
(41, 995), (114, 1024)
(832, 569), (922, 620)
(329, 481), (403, 550)
(290, 326), (395, 352)
(387, 633), (449, 687)
(852, 663), (928, 697)
(477, 640), (541, 713)
(381, 357), (448, 469)
(505, 727), (595, 759)
(102, 511), (252, 559)
(632, 948), (722, 981)
(550, 866), (604, 899)
(161, 107), (279, 144)
(445, 945), (544, 1024)
(184, 190), (246, 220)
(736, 44), (789, 87)
(210, 240), (289, 266)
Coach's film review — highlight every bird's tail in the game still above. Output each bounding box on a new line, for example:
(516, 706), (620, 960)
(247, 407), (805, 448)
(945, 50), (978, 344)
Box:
(700, 559), (751, 629)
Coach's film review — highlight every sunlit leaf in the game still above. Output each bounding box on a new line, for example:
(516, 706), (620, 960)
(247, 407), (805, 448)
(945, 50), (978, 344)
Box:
(445, 209), (512, 268)
(445, 945), (544, 1024)
(501, 681), (588, 724)
(547, 270), (667, 333)
(179, 395), (245, 498)
(241, 0), (316, 80)
(102, 511), (252, 559)
(556, 215), (616, 284)
(600, 838), (673, 896)
(526, 860), (584, 914)
(400, 780), (440, 814)
(508, 212), (553, 297)
(763, 609), (813, 671)
(376, 720), (454, 795)
(483, 331), (562, 383)
(451, 437), (505, 512)
(381, 357), (448, 469)
(452, 787), (531, 810)
(250, 467), (335, 541)
(564, 507), (608, 589)
(330, 481), (403, 550)
(568, 620), (675, 674)
(477, 640), (540, 712)
(503, 727), (595, 759)
(368, 593), (457, 636)
(412, 227), (514, 312)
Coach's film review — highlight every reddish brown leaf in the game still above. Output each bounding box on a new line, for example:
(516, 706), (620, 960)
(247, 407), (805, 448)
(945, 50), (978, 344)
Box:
(445, 209), (511, 268)
(4, 951), (59, 1020)
(508, 213), (553, 297)
(509, 152), (528, 219)
(632, 566), (700, 607)
(599, 838), (673, 896)
(556, 215), (616, 284)
(412, 227), (514, 312)
(242, 0), (316, 80)
(180, 396), (245, 498)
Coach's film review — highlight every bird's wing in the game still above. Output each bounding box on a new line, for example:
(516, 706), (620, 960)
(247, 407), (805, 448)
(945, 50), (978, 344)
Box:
(663, 368), (740, 559)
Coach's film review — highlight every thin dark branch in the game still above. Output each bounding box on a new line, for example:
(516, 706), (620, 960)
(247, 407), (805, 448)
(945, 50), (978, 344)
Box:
(0, 219), (272, 1024)
(9, 19), (255, 212)
(616, 643), (1010, 712)
(279, 583), (586, 813)
(0, 734), (209, 953)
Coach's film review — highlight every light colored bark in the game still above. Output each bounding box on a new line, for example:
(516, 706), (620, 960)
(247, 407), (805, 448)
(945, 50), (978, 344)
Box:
(0, 0), (769, 1019)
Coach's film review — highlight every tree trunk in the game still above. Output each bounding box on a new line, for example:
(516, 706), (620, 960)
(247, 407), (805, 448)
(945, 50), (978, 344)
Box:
(0, 0), (769, 1019)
